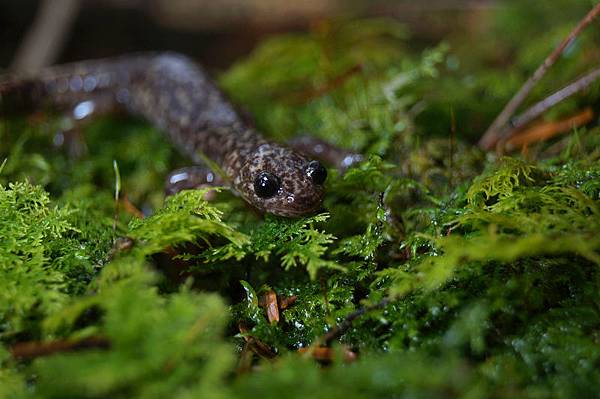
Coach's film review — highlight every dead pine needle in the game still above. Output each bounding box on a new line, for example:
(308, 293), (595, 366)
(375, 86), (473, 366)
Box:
(508, 66), (600, 135)
(318, 297), (391, 345)
(479, 3), (600, 150)
(505, 107), (594, 151)
(10, 337), (111, 360)
(112, 159), (121, 236)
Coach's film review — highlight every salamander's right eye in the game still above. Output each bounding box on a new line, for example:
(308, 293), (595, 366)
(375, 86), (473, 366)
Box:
(305, 160), (327, 185)
(254, 172), (280, 199)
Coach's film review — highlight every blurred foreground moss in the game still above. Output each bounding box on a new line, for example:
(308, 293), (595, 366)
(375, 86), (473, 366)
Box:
(2, 9), (600, 399)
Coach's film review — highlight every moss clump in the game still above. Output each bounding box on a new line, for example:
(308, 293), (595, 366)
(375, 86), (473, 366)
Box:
(0, 181), (113, 339)
(2, 5), (600, 398)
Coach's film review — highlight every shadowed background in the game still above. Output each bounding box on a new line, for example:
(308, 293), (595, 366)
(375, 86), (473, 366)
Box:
(0, 0), (496, 70)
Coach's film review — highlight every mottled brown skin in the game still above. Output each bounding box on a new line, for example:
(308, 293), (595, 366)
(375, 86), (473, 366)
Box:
(0, 52), (326, 217)
(287, 136), (363, 172)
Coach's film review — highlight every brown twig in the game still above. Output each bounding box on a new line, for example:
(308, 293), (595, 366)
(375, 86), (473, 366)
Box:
(112, 160), (121, 237)
(10, 337), (110, 360)
(238, 322), (277, 360)
(11, 0), (81, 74)
(506, 66), (600, 134)
(319, 297), (391, 344)
(298, 346), (357, 363)
(479, 4), (600, 150)
(504, 107), (594, 151)
(122, 195), (145, 219)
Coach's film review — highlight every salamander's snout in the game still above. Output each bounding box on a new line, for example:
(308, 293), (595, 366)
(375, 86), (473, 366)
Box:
(236, 145), (327, 217)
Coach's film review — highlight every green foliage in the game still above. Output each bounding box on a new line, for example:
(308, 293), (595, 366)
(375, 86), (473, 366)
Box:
(35, 277), (233, 399)
(128, 189), (248, 254)
(1, 5), (600, 399)
(381, 157), (600, 298)
(0, 181), (111, 339)
(232, 352), (480, 399)
(466, 157), (537, 206)
(205, 213), (339, 279)
(221, 19), (446, 155)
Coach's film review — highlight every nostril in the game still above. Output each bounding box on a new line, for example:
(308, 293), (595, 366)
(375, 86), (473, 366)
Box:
(305, 160), (327, 185)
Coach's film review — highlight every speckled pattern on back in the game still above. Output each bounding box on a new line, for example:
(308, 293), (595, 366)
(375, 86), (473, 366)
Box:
(0, 52), (325, 217)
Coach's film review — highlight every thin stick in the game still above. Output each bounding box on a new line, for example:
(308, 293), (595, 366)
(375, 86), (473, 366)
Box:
(11, 0), (81, 74)
(112, 160), (121, 236)
(11, 337), (110, 360)
(320, 297), (391, 344)
(479, 4), (600, 150)
(507, 66), (600, 134)
(505, 107), (594, 151)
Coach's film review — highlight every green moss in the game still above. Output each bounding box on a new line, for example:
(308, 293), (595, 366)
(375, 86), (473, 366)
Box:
(1, 5), (600, 398)
(1, 182), (89, 339)
(35, 280), (233, 399)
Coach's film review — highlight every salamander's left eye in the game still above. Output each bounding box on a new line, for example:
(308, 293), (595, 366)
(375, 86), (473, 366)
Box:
(306, 160), (327, 185)
(254, 172), (280, 198)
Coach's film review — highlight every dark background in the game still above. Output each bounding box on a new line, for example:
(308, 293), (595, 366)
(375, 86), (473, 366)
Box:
(0, 0), (494, 71)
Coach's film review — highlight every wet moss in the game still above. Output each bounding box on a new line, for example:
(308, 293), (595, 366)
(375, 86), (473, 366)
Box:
(1, 5), (600, 398)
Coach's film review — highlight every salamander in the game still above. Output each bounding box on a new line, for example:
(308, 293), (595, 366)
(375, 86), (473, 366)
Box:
(0, 52), (329, 217)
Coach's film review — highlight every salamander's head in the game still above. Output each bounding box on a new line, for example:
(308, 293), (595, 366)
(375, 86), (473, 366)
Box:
(234, 144), (326, 217)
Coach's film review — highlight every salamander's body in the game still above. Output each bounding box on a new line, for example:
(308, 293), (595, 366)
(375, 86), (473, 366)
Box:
(0, 53), (327, 217)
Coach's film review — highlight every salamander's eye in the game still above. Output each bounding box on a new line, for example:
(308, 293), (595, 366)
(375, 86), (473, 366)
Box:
(306, 160), (327, 185)
(254, 172), (281, 198)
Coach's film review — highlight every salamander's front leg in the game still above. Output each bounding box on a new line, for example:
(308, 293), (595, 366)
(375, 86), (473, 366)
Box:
(165, 166), (223, 196)
(287, 136), (363, 172)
